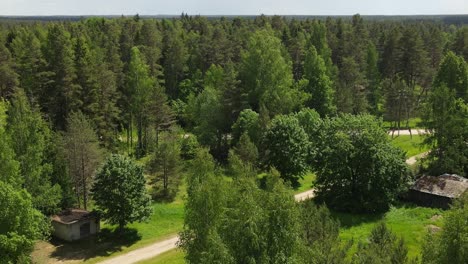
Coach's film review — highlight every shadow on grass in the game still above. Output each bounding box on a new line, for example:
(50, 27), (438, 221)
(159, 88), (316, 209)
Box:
(50, 227), (141, 262)
(330, 210), (385, 228)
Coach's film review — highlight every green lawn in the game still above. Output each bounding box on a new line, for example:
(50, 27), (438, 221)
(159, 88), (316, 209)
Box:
(295, 172), (316, 193)
(334, 203), (444, 259)
(136, 249), (185, 264)
(33, 180), (186, 264)
(389, 134), (430, 158)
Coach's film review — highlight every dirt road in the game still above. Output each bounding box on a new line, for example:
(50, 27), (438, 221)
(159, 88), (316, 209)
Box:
(388, 129), (428, 136)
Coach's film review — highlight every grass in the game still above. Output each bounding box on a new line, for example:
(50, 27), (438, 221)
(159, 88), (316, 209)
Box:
(33, 180), (187, 264)
(389, 134), (430, 158)
(136, 249), (185, 264)
(295, 172), (316, 194)
(383, 117), (423, 129)
(334, 203), (444, 259)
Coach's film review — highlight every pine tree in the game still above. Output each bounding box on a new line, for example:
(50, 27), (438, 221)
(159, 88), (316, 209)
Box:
(7, 89), (61, 214)
(64, 111), (103, 210)
(0, 41), (18, 98)
(10, 28), (51, 101)
(43, 24), (80, 130)
(0, 99), (20, 187)
(303, 46), (336, 117)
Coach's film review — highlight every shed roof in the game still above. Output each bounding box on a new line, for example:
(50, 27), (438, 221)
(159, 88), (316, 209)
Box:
(410, 174), (468, 199)
(51, 209), (97, 224)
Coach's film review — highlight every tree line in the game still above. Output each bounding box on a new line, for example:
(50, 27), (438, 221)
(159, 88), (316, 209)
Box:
(0, 14), (467, 262)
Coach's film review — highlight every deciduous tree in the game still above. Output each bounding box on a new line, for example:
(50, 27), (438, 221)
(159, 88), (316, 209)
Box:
(92, 154), (152, 231)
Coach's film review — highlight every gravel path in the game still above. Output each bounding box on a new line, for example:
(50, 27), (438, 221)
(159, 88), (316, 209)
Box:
(388, 129), (428, 136)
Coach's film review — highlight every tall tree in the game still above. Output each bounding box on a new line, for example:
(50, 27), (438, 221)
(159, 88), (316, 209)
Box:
(0, 41), (18, 98)
(424, 52), (468, 176)
(179, 148), (231, 263)
(162, 20), (188, 100)
(302, 46), (336, 117)
(7, 89), (61, 214)
(126, 46), (154, 157)
(240, 29), (303, 117)
(366, 42), (381, 114)
(336, 56), (368, 114)
(10, 28), (50, 101)
(43, 24), (80, 130)
(0, 100), (20, 187)
(64, 111), (103, 210)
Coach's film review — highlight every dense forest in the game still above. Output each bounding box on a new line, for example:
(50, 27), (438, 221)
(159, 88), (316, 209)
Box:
(0, 14), (467, 263)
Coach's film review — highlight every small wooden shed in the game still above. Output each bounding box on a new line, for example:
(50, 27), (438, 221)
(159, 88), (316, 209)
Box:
(51, 209), (100, 241)
(409, 174), (468, 209)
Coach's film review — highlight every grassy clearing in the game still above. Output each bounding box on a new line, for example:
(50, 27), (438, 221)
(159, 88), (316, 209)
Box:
(383, 117), (423, 129)
(136, 249), (185, 264)
(334, 203), (444, 259)
(295, 172), (316, 194)
(389, 134), (430, 158)
(32, 180), (186, 264)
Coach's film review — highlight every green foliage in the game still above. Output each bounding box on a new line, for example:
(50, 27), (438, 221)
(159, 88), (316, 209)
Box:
(424, 52), (468, 176)
(422, 193), (468, 264)
(7, 89), (61, 214)
(302, 46), (336, 117)
(300, 200), (349, 264)
(126, 46), (155, 157)
(92, 154), (152, 230)
(233, 133), (259, 166)
(231, 109), (260, 146)
(314, 114), (409, 213)
(179, 148), (231, 263)
(0, 181), (47, 264)
(149, 131), (182, 202)
(64, 111), (103, 210)
(262, 115), (310, 187)
(43, 24), (80, 130)
(0, 40), (19, 98)
(354, 223), (411, 264)
(240, 29), (302, 117)
(180, 135), (200, 160)
(0, 100), (20, 187)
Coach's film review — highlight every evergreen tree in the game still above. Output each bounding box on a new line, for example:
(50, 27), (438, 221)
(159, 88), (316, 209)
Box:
(424, 52), (468, 176)
(7, 89), (61, 214)
(303, 46), (336, 117)
(0, 41), (18, 98)
(64, 111), (103, 210)
(43, 24), (80, 130)
(366, 42), (381, 114)
(10, 28), (50, 101)
(0, 100), (20, 187)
